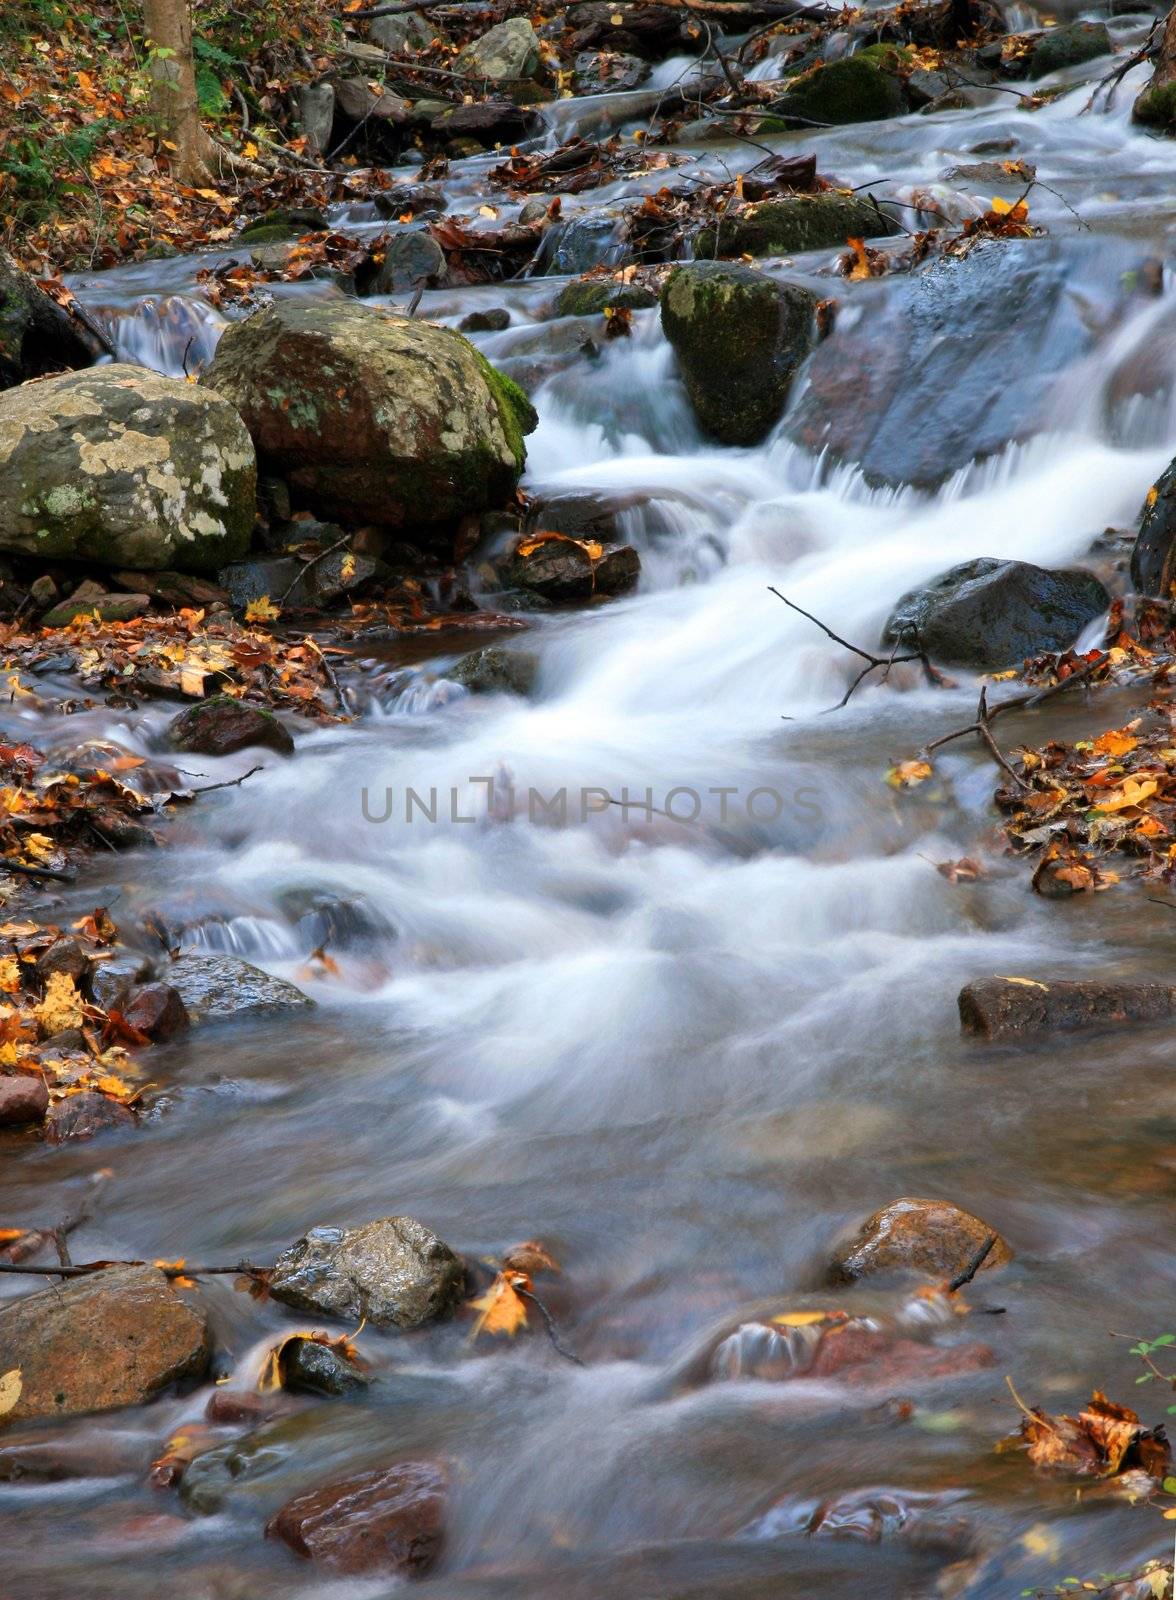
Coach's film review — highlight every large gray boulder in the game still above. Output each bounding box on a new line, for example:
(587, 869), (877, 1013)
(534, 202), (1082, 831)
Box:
(457, 17), (541, 80)
(0, 365), (255, 571)
(661, 262), (815, 446)
(0, 1265), (209, 1422)
(883, 557), (1109, 669)
(202, 301), (536, 532)
(269, 1216), (465, 1329)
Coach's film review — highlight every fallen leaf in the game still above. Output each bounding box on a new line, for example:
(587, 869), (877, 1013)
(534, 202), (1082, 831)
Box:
(468, 1270), (529, 1339)
(0, 1367), (21, 1417)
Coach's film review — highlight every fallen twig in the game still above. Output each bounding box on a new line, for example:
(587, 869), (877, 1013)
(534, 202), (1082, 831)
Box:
(948, 1232), (997, 1292)
(767, 586), (928, 709)
(279, 533), (352, 603)
(517, 1285), (584, 1366)
(189, 764), (263, 795)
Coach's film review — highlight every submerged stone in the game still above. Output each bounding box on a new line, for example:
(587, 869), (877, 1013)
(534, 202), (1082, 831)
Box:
(829, 1197), (1013, 1283)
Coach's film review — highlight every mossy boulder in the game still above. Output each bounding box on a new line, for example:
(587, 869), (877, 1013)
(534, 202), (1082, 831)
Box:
(770, 54), (906, 125)
(1012, 20), (1110, 80)
(555, 278), (658, 317)
(202, 300), (536, 531)
(660, 262), (816, 446)
(694, 192), (899, 259)
(1134, 77), (1176, 131)
(0, 364), (256, 572)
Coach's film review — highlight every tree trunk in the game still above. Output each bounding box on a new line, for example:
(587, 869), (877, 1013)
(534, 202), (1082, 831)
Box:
(141, 0), (216, 184)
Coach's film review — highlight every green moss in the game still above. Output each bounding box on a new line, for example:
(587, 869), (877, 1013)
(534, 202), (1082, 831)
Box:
(855, 43), (913, 71)
(554, 280), (658, 317)
(473, 349), (537, 472)
(771, 55), (905, 125)
(694, 194), (899, 259)
(1134, 80), (1176, 130)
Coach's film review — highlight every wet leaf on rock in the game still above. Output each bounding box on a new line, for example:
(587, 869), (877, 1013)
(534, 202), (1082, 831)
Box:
(1004, 1383), (1171, 1481)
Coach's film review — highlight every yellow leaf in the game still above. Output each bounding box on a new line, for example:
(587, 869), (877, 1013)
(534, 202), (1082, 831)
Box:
(1093, 727), (1139, 758)
(610, 10), (624, 20)
(1092, 777), (1158, 814)
(0, 1367), (21, 1417)
(468, 1271), (529, 1339)
(772, 1310), (833, 1327)
(340, 553), (356, 583)
(244, 595), (281, 623)
(996, 976), (1049, 989)
(242, 140), (259, 158)
(35, 971), (84, 1036)
(0, 957), (20, 994)
(990, 194), (1014, 215)
(478, 204), (498, 219)
(886, 759), (932, 789)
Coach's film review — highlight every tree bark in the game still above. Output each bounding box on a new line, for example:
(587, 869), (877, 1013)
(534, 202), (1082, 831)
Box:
(141, 0), (216, 184)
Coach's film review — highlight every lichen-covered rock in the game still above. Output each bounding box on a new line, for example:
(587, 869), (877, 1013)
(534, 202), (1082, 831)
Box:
(830, 1198), (1012, 1284)
(882, 558), (1109, 669)
(0, 365), (255, 572)
(693, 193), (900, 259)
(661, 262), (816, 445)
(771, 54), (906, 124)
(202, 301), (536, 532)
(0, 1264), (210, 1422)
(573, 48), (649, 93)
(457, 17), (541, 80)
(165, 694), (295, 757)
(269, 1216), (465, 1328)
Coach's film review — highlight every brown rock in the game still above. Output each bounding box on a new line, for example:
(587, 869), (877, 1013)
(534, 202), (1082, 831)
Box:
(165, 695), (294, 758)
(0, 1072), (48, 1127)
(267, 1462), (446, 1576)
(593, 544), (640, 596)
(45, 1090), (135, 1143)
(0, 1264), (210, 1423)
(35, 935), (89, 986)
(123, 982), (189, 1041)
(829, 1197), (1012, 1284)
(959, 976), (1176, 1040)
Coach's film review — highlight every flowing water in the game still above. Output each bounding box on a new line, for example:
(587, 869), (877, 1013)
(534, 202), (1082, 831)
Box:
(5, 12), (1176, 1596)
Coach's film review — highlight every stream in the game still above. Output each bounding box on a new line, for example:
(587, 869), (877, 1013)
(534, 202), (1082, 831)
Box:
(4, 8), (1176, 1596)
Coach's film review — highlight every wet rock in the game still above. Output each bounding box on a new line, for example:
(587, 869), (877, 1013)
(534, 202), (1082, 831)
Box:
(567, 1), (686, 57)
(661, 262), (816, 446)
(41, 589), (150, 627)
(459, 307), (511, 333)
(217, 555), (305, 608)
(742, 1485), (973, 1550)
(45, 1090), (136, 1142)
(959, 976), (1176, 1040)
(267, 1460), (446, 1576)
(0, 249), (98, 390)
(370, 9), (433, 52)
(111, 568), (228, 608)
(35, 935), (89, 986)
(1131, 456), (1176, 595)
(368, 228), (446, 295)
(555, 278), (658, 317)
(202, 300), (536, 533)
(238, 207), (329, 243)
(524, 487), (631, 544)
(372, 183), (446, 221)
(540, 213), (627, 275)
(0, 365), (256, 572)
(573, 49), (649, 92)
(428, 98), (540, 145)
(269, 1216), (465, 1328)
(771, 54), (906, 124)
(123, 982), (189, 1040)
(165, 695), (295, 757)
(0, 1072), (48, 1126)
(457, 17), (541, 80)
(510, 538), (594, 599)
(594, 544), (641, 594)
(282, 1337), (371, 1396)
(791, 239), (1096, 488)
(297, 83), (336, 156)
(694, 192), (899, 259)
(449, 646), (539, 695)
(1008, 21), (1111, 79)
(882, 558), (1109, 669)
(334, 78), (410, 129)
(162, 951), (313, 1022)
(829, 1197), (1013, 1283)
(88, 950), (152, 1011)
(0, 1264), (209, 1422)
